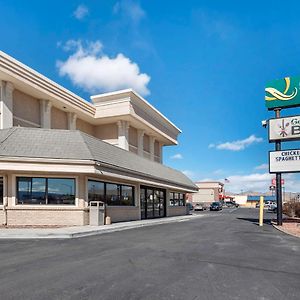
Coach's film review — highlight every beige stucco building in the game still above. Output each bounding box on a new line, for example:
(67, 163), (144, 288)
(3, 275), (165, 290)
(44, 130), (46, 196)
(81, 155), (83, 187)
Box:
(191, 181), (224, 206)
(0, 50), (197, 226)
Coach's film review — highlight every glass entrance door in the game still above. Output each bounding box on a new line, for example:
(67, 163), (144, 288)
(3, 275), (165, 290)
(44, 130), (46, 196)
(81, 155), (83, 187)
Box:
(140, 186), (166, 219)
(140, 188), (146, 220)
(146, 189), (154, 218)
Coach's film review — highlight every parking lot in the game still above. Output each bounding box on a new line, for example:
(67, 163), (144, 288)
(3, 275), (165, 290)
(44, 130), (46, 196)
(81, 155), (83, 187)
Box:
(0, 208), (299, 300)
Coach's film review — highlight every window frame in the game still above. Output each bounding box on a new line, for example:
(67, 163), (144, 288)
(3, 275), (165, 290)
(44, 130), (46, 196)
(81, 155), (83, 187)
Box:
(15, 176), (77, 206)
(87, 178), (135, 207)
(169, 192), (186, 207)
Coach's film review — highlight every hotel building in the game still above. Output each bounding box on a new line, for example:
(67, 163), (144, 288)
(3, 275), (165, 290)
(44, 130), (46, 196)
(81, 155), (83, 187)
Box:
(0, 51), (197, 226)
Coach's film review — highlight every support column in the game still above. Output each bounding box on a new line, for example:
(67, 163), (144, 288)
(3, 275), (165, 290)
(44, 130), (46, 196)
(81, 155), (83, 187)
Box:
(137, 129), (145, 157)
(67, 112), (77, 130)
(40, 100), (52, 129)
(0, 81), (14, 129)
(159, 142), (163, 163)
(149, 136), (155, 161)
(117, 120), (129, 150)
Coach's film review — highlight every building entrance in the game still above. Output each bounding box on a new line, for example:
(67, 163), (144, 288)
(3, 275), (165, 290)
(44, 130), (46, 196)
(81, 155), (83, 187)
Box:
(140, 186), (166, 219)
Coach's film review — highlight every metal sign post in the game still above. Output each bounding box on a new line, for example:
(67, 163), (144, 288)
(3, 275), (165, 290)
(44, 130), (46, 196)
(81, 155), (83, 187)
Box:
(274, 108), (283, 225)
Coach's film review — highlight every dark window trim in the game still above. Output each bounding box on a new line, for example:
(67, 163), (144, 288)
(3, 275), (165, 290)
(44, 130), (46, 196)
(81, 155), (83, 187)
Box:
(169, 192), (186, 207)
(140, 185), (166, 219)
(88, 179), (135, 206)
(16, 177), (76, 205)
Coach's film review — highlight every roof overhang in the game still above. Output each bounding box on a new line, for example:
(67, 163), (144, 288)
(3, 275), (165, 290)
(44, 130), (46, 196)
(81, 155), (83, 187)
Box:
(91, 89), (181, 145)
(0, 156), (197, 192)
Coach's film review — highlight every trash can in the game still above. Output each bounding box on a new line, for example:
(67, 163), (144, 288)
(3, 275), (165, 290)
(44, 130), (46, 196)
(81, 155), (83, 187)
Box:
(89, 201), (106, 225)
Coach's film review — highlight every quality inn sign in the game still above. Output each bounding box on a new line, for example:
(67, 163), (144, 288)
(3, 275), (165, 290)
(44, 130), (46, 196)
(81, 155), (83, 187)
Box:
(265, 76), (300, 110)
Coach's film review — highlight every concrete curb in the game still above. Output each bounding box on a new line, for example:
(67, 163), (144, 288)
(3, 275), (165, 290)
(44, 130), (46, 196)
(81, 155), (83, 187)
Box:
(272, 223), (300, 239)
(0, 214), (204, 239)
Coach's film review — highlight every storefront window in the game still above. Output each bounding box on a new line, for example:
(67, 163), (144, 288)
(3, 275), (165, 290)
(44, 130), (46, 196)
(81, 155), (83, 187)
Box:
(88, 180), (135, 206)
(169, 192), (174, 206)
(17, 177), (75, 205)
(88, 180), (105, 203)
(17, 177), (46, 204)
(121, 185), (134, 206)
(106, 183), (120, 205)
(169, 192), (186, 207)
(47, 179), (75, 205)
(179, 193), (185, 206)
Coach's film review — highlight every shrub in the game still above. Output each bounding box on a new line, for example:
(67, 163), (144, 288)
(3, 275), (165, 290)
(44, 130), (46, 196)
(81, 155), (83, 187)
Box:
(283, 201), (300, 218)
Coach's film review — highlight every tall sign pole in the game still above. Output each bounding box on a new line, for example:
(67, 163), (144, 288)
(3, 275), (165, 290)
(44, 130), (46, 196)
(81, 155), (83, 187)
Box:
(265, 76), (300, 226)
(274, 108), (283, 225)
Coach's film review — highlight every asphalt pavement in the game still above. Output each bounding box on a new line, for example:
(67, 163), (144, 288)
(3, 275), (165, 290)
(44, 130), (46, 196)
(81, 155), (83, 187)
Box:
(0, 208), (299, 300)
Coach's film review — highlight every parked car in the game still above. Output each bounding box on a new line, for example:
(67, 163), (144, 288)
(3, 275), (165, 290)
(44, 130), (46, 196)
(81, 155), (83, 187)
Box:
(210, 202), (222, 211)
(194, 203), (205, 211)
(268, 203), (277, 213)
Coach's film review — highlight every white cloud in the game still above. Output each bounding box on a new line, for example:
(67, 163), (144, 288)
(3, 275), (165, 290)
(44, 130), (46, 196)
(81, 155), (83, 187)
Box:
(73, 4), (89, 20)
(113, 0), (145, 24)
(57, 40), (150, 95)
(209, 135), (263, 151)
(170, 153), (183, 160)
(222, 172), (300, 193)
(224, 173), (273, 193)
(255, 163), (269, 170)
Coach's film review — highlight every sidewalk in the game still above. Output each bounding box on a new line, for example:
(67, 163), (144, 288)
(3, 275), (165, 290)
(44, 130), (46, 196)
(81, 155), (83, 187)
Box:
(0, 214), (204, 239)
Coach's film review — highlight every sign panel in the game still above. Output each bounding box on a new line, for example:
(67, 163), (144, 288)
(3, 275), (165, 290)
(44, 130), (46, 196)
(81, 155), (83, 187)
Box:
(265, 76), (300, 110)
(269, 150), (300, 173)
(271, 178), (285, 186)
(269, 115), (300, 142)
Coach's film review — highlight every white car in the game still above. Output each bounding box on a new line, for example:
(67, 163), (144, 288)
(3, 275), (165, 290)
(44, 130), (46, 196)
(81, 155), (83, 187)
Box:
(268, 203), (277, 212)
(194, 203), (205, 211)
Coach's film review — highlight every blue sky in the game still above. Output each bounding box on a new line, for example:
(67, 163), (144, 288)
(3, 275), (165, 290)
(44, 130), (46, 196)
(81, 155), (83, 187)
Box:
(2, 0), (300, 193)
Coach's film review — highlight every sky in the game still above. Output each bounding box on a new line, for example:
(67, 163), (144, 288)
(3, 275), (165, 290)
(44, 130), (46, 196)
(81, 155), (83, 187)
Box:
(1, 0), (300, 193)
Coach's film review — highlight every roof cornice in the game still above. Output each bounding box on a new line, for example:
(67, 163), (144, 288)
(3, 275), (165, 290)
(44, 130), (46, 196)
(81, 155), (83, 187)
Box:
(0, 51), (95, 116)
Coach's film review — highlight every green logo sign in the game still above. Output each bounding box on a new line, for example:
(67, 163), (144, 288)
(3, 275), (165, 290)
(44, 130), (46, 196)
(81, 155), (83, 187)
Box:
(265, 76), (300, 110)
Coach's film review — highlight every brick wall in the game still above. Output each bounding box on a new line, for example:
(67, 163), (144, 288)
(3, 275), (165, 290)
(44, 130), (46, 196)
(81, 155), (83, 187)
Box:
(106, 206), (140, 223)
(6, 208), (87, 226)
(167, 206), (187, 217)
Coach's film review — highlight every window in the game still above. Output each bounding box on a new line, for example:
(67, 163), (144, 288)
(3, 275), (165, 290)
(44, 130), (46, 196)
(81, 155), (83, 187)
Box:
(169, 192), (186, 207)
(179, 193), (185, 206)
(88, 180), (135, 206)
(17, 177), (75, 205)
(47, 178), (75, 205)
(0, 177), (3, 205)
(121, 185), (134, 206)
(17, 177), (46, 205)
(106, 183), (121, 206)
(88, 180), (105, 203)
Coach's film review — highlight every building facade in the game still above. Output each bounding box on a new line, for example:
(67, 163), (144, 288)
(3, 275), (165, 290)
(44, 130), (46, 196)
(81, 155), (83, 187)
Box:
(190, 181), (224, 206)
(0, 51), (197, 226)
